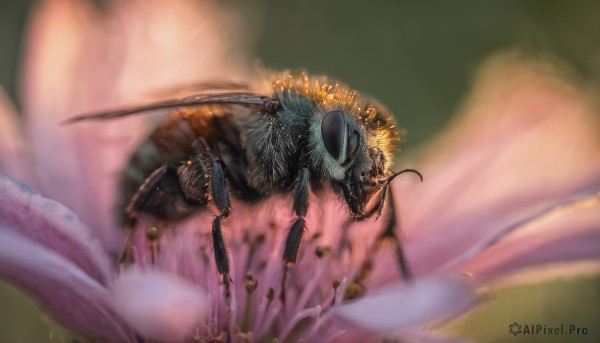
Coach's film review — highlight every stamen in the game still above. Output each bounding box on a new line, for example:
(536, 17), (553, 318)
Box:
(255, 288), (283, 338)
(315, 245), (332, 258)
(293, 260), (326, 316)
(118, 226), (136, 267)
(145, 226), (159, 265)
(279, 305), (322, 342)
(242, 273), (258, 332)
(331, 280), (340, 306)
(245, 273), (258, 294)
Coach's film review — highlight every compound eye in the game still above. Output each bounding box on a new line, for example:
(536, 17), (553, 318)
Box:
(345, 131), (360, 163)
(321, 110), (346, 160)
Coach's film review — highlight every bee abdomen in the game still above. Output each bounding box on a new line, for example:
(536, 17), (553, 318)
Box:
(116, 120), (203, 225)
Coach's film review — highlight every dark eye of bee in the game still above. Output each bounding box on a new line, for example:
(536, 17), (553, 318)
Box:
(321, 110), (346, 159)
(345, 131), (360, 163)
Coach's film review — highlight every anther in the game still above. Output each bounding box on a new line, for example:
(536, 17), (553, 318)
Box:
(245, 273), (258, 294)
(331, 280), (341, 306)
(266, 287), (275, 302)
(343, 282), (363, 300)
(315, 245), (332, 258)
(146, 226), (160, 265)
(146, 226), (159, 241)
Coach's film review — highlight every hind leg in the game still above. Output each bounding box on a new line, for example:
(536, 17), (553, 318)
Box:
(178, 152), (233, 307)
(119, 165), (171, 265)
(119, 165), (195, 265)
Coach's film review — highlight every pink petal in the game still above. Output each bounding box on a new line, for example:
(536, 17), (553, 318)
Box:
(0, 228), (133, 343)
(394, 54), (600, 276)
(21, 0), (126, 250)
(0, 173), (113, 284)
(109, 269), (208, 342)
(107, 0), (251, 97)
(0, 88), (33, 183)
(456, 192), (600, 282)
(331, 274), (478, 335)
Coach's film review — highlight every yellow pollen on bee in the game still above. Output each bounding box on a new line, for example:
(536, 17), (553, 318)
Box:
(268, 70), (401, 159)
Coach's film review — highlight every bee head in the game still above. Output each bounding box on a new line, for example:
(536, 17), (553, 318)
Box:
(314, 108), (393, 217)
(271, 71), (402, 217)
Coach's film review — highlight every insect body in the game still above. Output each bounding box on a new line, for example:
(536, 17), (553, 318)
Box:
(67, 71), (420, 304)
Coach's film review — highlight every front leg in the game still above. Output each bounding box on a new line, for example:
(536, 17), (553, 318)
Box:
(179, 153), (233, 306)
(280, 167), (310, 303)
(352, 185), (412, 288)
(377, 188), (412, 281)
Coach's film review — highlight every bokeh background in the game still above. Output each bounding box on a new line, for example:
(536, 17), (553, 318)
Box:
(0, 0), (599, 342)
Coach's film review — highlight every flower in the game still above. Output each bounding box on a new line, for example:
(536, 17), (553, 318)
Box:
(1, 1), (600, 342)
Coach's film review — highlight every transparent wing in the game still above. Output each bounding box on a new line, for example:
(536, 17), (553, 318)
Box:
(63, 92), (277, 124)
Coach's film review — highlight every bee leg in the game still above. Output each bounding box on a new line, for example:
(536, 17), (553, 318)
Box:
(209, 155), (233, 307)
(181, 153), (233, 307)
(376, 188), (412, 281)
(280, 167), (310, 304)
(119, 165), (171, 266)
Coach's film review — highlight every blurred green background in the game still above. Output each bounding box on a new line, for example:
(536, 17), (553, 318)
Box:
(0, 0), (599, 342)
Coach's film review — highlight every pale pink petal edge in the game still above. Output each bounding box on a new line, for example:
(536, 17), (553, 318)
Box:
(0, 173), (113, 284)
(331, 274), (479, 335)
(0, 228), (133, 342)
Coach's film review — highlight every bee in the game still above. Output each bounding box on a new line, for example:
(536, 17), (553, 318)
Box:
(66, 71), (421, 304)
